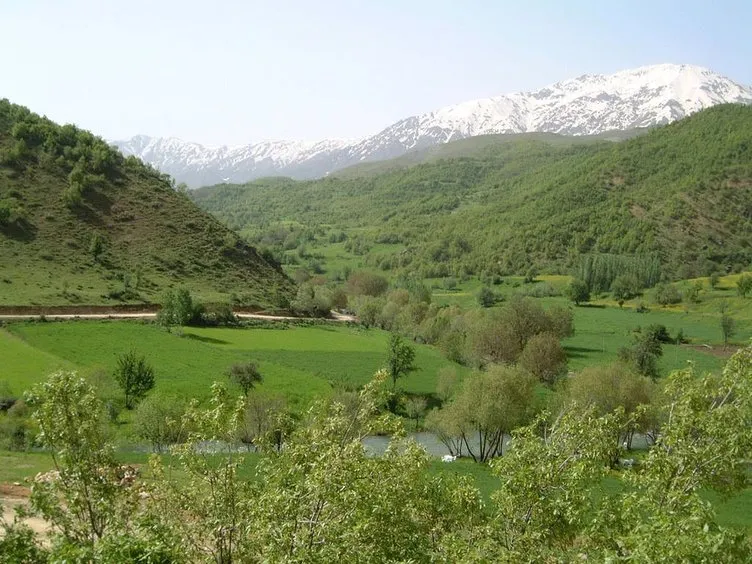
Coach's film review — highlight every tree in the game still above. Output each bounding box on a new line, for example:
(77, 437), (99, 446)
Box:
(291, 283), (332, 317)
(618, 330), (663, 379)
(352, 295), (385, 328)
(653, 283), (682, 306)
(157, 287), (200, 327)
(88, 233), (105, 262)
(9, 345), (752, 562)
(565, 279), (590, 306)
(385, 333), (416, 388)
(437, 366), (537, 462)
(404, 396), (428, 430)
(435, 366), (459, 402)
(476, 285), (497, 308)
(134, 394), (187, 453)
(483, 408), (620, 559)
(113, 351), (155, 409)
(345, 270), (389, 297)
(227, 361), (262, 397)
(237, 392), (289, 451)
(586, 349), (752, 562)
(567, 363), (654, 449)
(519, 332), (567, 385)
(720, 314), (735, 349)
(736, 273), (752, 298)
(24, 372), (151, 556)
(610, 275), (640, 302)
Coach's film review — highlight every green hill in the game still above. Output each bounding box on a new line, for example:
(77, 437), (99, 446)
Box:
(0, 99), (294, 307)
(334, 128), (647, 179)
(192, 105), (752, 280)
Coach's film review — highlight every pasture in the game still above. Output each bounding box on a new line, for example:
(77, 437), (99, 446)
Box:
(1, 320), (470, 407)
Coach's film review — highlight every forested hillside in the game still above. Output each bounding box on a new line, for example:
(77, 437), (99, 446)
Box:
(193, 105), (752, 280)
(0, 100), (294, 306)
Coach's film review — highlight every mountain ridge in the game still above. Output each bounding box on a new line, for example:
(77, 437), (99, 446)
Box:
(115, 64), (752, 186)
(191, 104), (752, 279)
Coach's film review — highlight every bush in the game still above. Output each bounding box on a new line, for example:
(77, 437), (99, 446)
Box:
(737, 274), (752, 298)
(519, 282), (560, 298)
(0, 400), (33, 450)
(345, 271), (389, 297)
(442, 277), (458, 291)
(291, 284), (331, 317)
(644, 324), (673, 344)
(157, 287), (202, 326)
(565, 279), (590, 305)
(0, 380), (17, 411)
(610, 275), (641, 302)
(201, 302), (237, 325)
(476, 286), (497, 308)
(519, 332), (567, 385)
(134, 395), (187, 453)
(653, 283), (682, 306)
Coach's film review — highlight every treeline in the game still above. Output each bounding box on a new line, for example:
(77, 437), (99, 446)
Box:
(0, 99), (173, 209)
(193, 104), (752, 280)
(2, 345), (751, 562)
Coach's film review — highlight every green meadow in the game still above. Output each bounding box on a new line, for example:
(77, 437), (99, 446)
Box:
(1, 320), (470, 408)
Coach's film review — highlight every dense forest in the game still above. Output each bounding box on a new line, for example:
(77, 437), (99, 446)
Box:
(0, 100), (294, 306)
(193, 104), (752, 281)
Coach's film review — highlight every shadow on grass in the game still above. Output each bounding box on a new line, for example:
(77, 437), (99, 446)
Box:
(564, 345), (602, 358)
(181, 333), (230, 345)
(578, 303), (606, 309)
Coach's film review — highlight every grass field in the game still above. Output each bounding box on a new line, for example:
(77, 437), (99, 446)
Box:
(431, 273), (752, 376)
(2, 320), (470, 408)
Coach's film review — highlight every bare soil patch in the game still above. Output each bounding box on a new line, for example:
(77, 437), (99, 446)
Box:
(682, 343), (740, 359)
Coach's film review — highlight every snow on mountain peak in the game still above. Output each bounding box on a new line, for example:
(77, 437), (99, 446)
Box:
(113, 64), (752, 186)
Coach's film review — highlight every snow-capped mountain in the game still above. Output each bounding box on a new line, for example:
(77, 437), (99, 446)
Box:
(114, 64), (752, 187)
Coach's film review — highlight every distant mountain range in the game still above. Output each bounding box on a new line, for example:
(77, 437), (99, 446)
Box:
(114, 64), (752, 187)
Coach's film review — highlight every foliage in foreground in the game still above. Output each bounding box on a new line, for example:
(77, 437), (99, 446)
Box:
(2, 344), (751, 562)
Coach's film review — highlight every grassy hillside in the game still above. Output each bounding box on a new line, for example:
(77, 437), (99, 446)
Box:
(334, 128), (647, 179)
(192, 105), (752, 281)
(0, 99), (294, 306)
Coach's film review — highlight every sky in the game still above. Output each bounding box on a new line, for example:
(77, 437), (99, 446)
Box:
(2, 0), (751, 146)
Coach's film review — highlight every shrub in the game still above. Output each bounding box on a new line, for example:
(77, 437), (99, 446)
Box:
(653, 283), (682, 306)
(442, 277), (458, 291)
(737, 274), (752, 298)
(345, 271), (389, 297)
(644, 324), (672, 344)
(133, 394), (186, 453)
(476, 286), (497, 308)
(611, 275), (641, 302)
(565, 279), (590, 305)
(0, 380), (17, 411)
(201, 302), (237, 325)
(291, 284), (330, 317)
(519, 332), (567, 385)
(157, 287), (202, 326)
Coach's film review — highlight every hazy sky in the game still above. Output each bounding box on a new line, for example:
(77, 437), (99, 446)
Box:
(2, 0), (751, 145)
